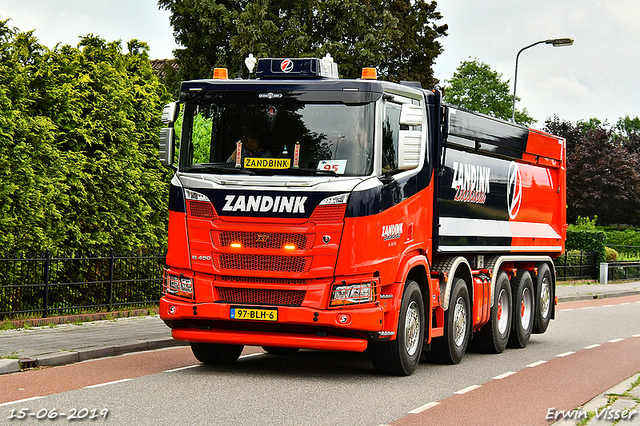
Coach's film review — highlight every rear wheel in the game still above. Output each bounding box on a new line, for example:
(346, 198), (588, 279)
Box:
(190, 342), (244, 364)
(508, 270), (535, 348)
(533, 264), (553, 334)
(476, 272), (511, 354)
(371, 280), (424, 376)
(430, 278), (470, 364)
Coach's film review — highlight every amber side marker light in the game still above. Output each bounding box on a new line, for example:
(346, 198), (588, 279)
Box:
(213, 68), (229, 80)
(361, 67), (377, 80)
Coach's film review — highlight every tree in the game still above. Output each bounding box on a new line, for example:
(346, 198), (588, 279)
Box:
(158, 0), (448, 88)
(0, 20), (172, 253)
(444, 58), (535, 126)
(544, 117), (640, 226)
(614, 115), (640, 154)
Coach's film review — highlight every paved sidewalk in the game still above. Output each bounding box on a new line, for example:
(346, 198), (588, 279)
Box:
(552, 373), (640, 426)
(556, 281), (640, 302)
(0, 280), (639, 379)
(0, 315), (186, 374)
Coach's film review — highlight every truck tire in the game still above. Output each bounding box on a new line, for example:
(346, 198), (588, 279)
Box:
(532, 263), (553, 334)
(371, 280), (424, 376)
(429, 278), (470, 364)
(475, 271), (512, 354)
(190, 342), (244, 364)
(508, 270), (535, 348)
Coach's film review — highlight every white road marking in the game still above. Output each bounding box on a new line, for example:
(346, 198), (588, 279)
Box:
(584, 344), (601, 349)
(84, 378), (133, 389)
(409, 401), (440, 414)
(455, 385), (481, 394)
(163, 365), (200, 373)
(557, 351), (575, 358)
(493, 371), (517, 380)
(527, 360), (547, 368)
(0, 396), (45, 407)
(608, 338), (624, 343)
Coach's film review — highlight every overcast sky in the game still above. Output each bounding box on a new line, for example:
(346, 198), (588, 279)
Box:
(1, 0), (638, 128)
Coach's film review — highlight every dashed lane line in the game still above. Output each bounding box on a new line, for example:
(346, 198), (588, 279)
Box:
(455, 385), (481, 395)
(408, 401), (440, 414)
(163, 365), (200, 373)
(84, 378), (133, 389)
(492, 371), (517, 380)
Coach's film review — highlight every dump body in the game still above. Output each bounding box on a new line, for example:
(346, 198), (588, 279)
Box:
(158, 57), (566, 375)
(437, 106), (566, 255)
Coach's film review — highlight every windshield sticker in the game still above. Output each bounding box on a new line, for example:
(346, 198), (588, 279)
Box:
(244, 157), (291, 169)
(318, 160), (347, 174)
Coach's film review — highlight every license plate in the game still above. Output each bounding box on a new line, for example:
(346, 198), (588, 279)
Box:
(230, 307), (278, 322)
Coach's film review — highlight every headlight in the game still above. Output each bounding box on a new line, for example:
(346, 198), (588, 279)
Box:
(163, 270), (194, 300)
(330, 279), (378, 307)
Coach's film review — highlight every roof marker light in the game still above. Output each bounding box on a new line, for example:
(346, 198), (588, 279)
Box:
(213, 68), (228, 80)
(362, 67), (377, 80)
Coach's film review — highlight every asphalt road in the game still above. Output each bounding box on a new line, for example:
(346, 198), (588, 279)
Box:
(2, 295), (640, 426)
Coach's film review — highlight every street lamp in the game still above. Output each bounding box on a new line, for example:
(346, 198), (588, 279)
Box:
(511, 38), (574, 122)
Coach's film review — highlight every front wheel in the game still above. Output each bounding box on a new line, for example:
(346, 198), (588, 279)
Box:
(371, 280), (424, 376)
(190, 342), (244, 364)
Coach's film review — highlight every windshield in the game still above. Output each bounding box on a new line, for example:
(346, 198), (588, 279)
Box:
(178, 100), (374, 177)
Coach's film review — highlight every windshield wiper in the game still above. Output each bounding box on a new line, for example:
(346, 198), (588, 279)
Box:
(185, 164), (256, 175)
(270, 167), (338, 177)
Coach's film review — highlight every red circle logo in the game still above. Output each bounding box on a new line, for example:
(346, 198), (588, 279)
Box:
(280, 59), (294, 73)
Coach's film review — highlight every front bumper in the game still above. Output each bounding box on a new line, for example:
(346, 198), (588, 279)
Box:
(160, 297), (386, 352)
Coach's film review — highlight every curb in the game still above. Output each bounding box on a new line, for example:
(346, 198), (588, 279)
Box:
(1, 308), (159, 330)
(557, 290), (640, 303)
(0, 338), (189, 375)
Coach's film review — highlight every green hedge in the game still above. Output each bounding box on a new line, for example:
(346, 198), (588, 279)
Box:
(0, 22), (172, 254)
(566, 229), (606, 264)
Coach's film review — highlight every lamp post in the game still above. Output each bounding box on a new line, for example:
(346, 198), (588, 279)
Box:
(511, 38), (574, 122)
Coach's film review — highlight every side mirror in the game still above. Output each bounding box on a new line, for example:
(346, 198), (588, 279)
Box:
(161, 102), (179, 125)
(159, 128), (175, 166)
(397, 130), (422, 170)
(159, 102), (179, 167)
(399, 104), (424, 126)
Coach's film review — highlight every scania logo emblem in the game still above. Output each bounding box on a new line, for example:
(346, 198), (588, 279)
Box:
(322, 235), (331, 244)
(507, 161), (522, 219)
(281, 59), (294, 73)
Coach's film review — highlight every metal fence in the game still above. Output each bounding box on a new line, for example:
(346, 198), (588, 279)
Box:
(606, 261), (640, 281)
(553, 251), (599, 281)
(0, 250), (165, 319)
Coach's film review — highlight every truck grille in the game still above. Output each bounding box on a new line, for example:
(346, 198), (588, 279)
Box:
(216, 287), (306, 306)
(212, 231), (314, 250)
(217, 275), (307, 286)
(213, 253), (312, 272)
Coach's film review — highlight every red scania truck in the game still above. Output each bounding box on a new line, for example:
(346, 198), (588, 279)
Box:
(158, 57), (566, 376)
